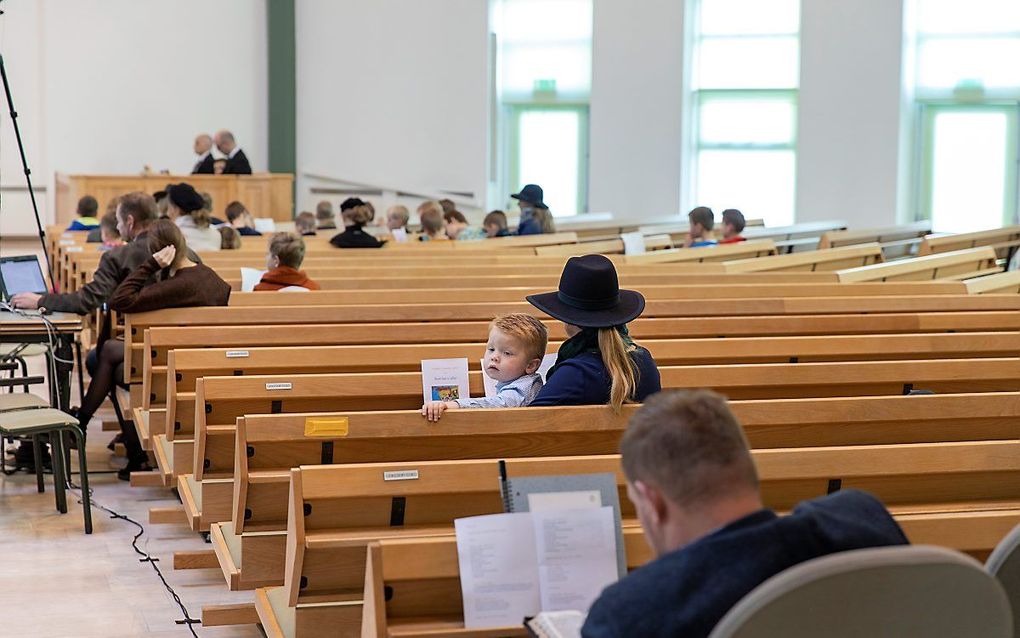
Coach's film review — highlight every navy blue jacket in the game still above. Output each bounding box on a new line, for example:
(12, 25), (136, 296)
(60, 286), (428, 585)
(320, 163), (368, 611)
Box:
(529, 347), (661, 406)
(516, 217), (543, 236)
(582, 490), (908, 638)
(237, 226), (262, 236)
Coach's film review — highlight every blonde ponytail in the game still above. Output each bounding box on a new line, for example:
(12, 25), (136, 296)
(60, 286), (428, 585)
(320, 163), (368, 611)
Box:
(598, 327), (639, 413)
(190, 206), (211, 229)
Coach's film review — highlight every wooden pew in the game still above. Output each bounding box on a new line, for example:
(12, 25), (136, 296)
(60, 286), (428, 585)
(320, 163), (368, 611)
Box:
(964, 270), (1020, 295)
(723, 243), (883, 273)
(836, 247), (1000, 283)
(819, 221), (932, 258)
(919, 226), (1020, 260)
(623, 239), (777, 264)
(255, 440), (1020, 637)
(188, 392), (1020, 592)
(161, 330), (1020, 446)
(162, 356), (1020, 492)
(122, 295), (1020, 390)
(219, 282), (968, 307)
(132, 308), (1020, 448)
(532, 234), (673, 257)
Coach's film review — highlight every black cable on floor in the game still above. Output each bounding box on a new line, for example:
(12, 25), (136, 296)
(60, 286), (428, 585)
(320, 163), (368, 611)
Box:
(65, 483), (201, 637)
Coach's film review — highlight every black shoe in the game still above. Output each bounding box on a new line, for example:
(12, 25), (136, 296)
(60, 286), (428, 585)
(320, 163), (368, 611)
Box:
(7, 441), (52, 474)
(117, 458), (153, 481)
(107, 433), (123, 452)
(66, 408), (86, 450)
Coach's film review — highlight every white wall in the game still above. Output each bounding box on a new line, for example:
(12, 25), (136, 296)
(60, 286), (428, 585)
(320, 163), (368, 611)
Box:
(2, 0), (919, 237)
(0, 0), (267, 237)
(295, 0), (490, 213)
(796, 0), (905, 228)
(589, 0), (686, 220)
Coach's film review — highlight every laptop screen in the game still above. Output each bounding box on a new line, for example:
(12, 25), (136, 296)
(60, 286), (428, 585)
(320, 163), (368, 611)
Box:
(0, 256), (48, 300)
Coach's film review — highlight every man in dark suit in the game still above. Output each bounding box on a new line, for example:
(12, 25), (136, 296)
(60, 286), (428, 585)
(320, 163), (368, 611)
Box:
(215, 129), (253, 174)
(191, 133), (215, 174)
(581, 390), (908, 638)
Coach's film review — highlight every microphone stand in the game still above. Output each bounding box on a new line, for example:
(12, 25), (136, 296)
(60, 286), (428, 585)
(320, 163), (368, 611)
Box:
(0, 52), (57, 289)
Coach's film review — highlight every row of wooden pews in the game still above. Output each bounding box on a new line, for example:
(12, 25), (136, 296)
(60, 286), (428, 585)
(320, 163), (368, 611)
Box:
(47, 219), (1020, 637)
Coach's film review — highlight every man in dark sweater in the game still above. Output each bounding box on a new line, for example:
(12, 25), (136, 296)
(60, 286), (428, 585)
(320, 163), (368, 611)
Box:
(215, 129), (252, 175)
(11, 192), (198, 314)
(582, 390), (908, 638)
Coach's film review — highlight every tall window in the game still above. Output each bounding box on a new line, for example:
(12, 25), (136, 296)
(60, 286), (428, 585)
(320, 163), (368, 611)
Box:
(911, 0), (1020, 233)
(687, 0), (800, 226)
(491, 0), (592, 215)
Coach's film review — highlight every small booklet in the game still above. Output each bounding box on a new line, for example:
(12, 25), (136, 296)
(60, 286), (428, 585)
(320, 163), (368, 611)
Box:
(454, 507), (618, 629)
(240, 267), (267, 292)
(421, 357), (470, 403)
(253, 217), (277, 233)
(619, 231), (646, 255)
(482, 352), (557, 399)
(525, 610), (586, 638)
(501, 471), (627, 579)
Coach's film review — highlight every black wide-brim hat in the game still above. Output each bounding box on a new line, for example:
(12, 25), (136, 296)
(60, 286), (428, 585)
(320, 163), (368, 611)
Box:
(526, 254), (645, 328)
(167, 183), (205, 213)
(511, 184), (548, 210)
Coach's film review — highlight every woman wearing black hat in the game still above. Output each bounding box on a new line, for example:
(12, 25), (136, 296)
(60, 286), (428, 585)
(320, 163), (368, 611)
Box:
(512, 184), (557, 236)
(330, 198), (386, 248)
(527, 255), (661, 411)
(166, 182), (221, 251)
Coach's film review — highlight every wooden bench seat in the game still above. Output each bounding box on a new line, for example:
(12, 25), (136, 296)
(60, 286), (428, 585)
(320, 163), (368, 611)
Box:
(131, 309), (1020, 446)
(919, 226), (1020, 259)
(175, 392), (1020, 592)
(836, 247), (1001, 282)
(723, 243), (883, 273)
(819, 221), (931, 258)
(624, 239), (778, 264)
(123, 295), (1020, 388)
(248, 441), (1020, 637)
(157, 356), (1020, 490)
(964, 270), (1020, 295)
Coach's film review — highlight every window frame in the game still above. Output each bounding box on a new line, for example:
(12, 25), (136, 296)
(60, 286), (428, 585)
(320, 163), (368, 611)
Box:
(507, 103), (590, 215)
(914, 100), (1020, 227)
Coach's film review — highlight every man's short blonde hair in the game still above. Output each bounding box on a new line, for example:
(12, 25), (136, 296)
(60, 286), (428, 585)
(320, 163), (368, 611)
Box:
(489, 314), (548, 361)
(268, 232), (306, 269)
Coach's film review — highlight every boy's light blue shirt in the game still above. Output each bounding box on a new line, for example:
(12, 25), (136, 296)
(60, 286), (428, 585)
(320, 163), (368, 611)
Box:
(454, 373), (543, 408)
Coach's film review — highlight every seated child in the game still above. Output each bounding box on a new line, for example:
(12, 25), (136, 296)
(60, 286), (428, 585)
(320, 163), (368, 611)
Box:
(483, 210), (511, 237)
(295, 211), (317, 236)
(444, 209), (487, 240)
(226, 201), (262, 235)
(97, 212), (125, 251)
(218, 225), (242, 249)
(684, 206), (718, 247)
(718, 208), (747, 244)
(386, 205), (410, 231)
(255, 232), (321, 291)
(67, 195), (100, 231)
(417, 201), (449, 241)
(422, 313), (548, 421)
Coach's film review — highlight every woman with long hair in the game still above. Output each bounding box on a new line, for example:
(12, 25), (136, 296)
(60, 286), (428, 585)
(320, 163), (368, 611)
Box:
(165, 182), (222, 251)
(79, 220), (230, 479)
(526, 254), (660, 411)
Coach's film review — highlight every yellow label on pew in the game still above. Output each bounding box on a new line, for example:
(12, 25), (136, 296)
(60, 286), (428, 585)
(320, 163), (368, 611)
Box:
(304, 417), (349, 438)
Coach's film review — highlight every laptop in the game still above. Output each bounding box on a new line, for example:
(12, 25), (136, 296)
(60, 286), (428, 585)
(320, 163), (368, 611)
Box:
(0, 255), (49, 301)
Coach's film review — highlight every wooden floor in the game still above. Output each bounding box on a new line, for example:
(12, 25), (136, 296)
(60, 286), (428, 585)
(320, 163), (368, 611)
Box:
(1, 360), (261, 637)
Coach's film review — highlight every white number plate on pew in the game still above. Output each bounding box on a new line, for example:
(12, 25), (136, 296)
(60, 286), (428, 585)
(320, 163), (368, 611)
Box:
(384, 470), (420, 481)
(266, 382), (292, 391)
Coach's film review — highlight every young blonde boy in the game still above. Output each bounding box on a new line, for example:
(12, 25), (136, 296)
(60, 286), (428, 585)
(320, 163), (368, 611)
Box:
(422, 313), (548, 421)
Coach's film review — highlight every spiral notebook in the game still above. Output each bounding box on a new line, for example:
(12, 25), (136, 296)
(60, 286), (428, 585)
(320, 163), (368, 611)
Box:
(499, 466), (627, 579)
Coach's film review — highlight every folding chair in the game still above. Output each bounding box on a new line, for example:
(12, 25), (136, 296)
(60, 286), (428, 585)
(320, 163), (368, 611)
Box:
(708, 546), (1011, 638)
(986, 523), (1020, 637)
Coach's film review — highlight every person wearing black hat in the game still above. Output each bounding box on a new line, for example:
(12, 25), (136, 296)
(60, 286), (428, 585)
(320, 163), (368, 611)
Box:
(526, 254), (661, 410)
(167, 182), (222, 251)
(329, 197), (386, 248)
(512, 184), (557, 235)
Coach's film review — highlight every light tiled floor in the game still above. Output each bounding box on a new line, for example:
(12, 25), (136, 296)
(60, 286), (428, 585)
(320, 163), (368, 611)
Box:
(1, 358), (262, 638)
